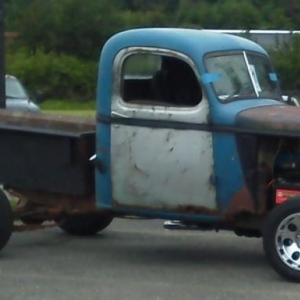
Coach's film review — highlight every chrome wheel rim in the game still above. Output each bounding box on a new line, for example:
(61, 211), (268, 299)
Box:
(276, 213), (300, 270)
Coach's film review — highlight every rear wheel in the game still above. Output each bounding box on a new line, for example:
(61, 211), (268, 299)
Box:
(0, 190), (13, 251)
(263, 197), (300, 282)
(56, 213), (113, 236)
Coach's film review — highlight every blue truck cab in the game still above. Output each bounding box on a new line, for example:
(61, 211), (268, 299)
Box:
(94, 28), (300, 281)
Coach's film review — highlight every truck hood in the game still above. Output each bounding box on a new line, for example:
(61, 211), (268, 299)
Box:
(235, 105), (300, 137)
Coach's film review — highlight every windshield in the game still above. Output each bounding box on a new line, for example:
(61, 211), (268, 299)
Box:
(205, 52), (281, 102)
(5, 77), (29, 99)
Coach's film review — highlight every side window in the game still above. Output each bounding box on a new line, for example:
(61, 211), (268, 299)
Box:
(121, 53), (202, 107)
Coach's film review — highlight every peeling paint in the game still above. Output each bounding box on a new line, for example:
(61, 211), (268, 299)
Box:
(133, 164), (149, 177)
(166, 130), (172, 142)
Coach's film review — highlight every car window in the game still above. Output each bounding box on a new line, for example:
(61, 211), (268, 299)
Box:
(6, 77), (29, 99)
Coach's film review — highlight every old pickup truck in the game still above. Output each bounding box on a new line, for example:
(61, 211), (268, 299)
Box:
(0, 28), (300, 282)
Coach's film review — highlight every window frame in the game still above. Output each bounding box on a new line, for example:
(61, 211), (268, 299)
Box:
(203, 50), (282, 104)
(113, 47), (204, 111)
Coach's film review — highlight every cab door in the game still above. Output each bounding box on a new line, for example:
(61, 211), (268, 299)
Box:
(110, 48), (217, 215)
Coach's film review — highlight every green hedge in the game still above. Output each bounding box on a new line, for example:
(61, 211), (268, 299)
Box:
(40, 99), (96, 110)
(268, 36), (300, 93)
(5, 48), (98, 102)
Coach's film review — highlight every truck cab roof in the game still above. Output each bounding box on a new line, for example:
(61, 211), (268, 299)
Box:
(101, 28), (268, 63)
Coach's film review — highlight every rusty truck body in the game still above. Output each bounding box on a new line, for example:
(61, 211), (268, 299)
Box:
(0, 28), (300, 281)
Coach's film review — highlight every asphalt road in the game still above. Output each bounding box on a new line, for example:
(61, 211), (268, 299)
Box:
(0, 218), (299, 300)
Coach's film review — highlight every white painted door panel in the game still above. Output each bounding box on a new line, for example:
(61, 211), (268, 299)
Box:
(111, 125), (216, 211)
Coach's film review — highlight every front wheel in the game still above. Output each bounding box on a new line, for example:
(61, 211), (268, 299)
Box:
(0, 190), (13, 251)
(263, 197), (300, 282)
(56, 213), (113, 236)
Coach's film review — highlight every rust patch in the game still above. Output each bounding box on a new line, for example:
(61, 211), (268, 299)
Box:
(175, 205), (219, 215)
(9, 188), (100, 221)
(112, 199), (219, 216)
(226, 186), (255, 218)
(236, 105), (300, 135)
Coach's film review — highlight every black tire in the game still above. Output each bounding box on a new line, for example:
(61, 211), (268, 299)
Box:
(263, 197), (300, 282)
(0, 190), (13, 251)
(57, 213), (113, 236)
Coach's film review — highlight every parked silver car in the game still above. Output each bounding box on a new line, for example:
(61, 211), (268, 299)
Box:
(5, 75), (40, 112)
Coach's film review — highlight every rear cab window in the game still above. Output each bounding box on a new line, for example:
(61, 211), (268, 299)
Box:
(121, 52), (202, 107)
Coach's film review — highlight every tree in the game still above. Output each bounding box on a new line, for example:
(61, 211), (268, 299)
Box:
(6, 0), (123, 60)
